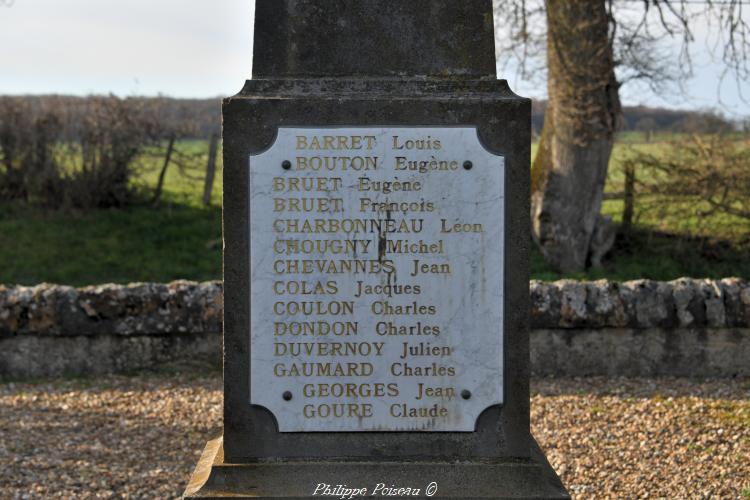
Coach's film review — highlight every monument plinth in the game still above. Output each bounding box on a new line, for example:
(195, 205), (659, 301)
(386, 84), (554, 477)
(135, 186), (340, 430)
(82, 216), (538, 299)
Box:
(184, 0), (568, 497)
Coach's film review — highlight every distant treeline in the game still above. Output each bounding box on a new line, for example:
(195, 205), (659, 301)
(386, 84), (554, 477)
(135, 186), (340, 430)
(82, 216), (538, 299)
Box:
(531, 100), (738, 136)
(0, 95), (221, 209)
(5, 95), (221, 139)
(2, 95), (740, 139)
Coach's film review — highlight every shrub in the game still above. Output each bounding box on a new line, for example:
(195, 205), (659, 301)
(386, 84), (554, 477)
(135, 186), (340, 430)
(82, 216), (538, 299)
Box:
(621, 134), (750, 241)
(0, 97), (63, 205)
(62, 97), (159, 208)
(0, 96), (160, 209)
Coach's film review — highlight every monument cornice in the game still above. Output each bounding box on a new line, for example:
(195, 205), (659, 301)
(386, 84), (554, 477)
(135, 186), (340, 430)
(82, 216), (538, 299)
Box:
(231, 78), (524, 100)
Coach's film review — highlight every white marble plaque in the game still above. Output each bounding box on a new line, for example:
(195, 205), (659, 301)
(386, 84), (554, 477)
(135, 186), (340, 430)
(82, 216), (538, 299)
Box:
(249, 127), (504, 432)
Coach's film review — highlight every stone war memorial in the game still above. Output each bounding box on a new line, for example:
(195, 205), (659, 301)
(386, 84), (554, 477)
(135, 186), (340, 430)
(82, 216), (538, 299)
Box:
(184, 0), (569, 497)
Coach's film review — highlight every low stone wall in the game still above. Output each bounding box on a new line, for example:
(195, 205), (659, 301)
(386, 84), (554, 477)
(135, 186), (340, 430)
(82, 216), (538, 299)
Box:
(0, 282), (223, 378)
(530, 279), (749, 377)
(1, 279), (748, 379)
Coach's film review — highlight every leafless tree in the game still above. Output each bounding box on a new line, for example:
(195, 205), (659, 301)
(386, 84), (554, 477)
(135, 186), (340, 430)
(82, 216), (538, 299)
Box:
(494, 0), (749, 272)
(0, 96), (164, 209)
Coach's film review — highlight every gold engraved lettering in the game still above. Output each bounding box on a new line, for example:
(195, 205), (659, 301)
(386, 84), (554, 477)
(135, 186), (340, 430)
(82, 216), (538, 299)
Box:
(394, 157), (459, 173)
(274, 362), (373, 377)
(296, 135), (376, 151)
(273, 197), (344, 213)
(399, 342), (453, 359)
(273, 301), (355, 316)
(390, 362), (456, 377)
(273, 259), (395, 275)
(383, 239), (443, 255)
(358, 177), (421, 193)
(303, 382), (399, 398)
(273, 280), (338, 295)
(371, 301), (437, 316)
(303, 403), (373, 419)
(440, 219), (484, 233)
(415, 383), (456, 400)
(389, 403), (449, 418)
(274, 321), (358, 337)
(359, 198), (435, 214)
(273, 341), (384, 357)
(272, 218), (423, 234)
(273, 177), (343, 193)
(391, 135), (442, 151)
(296, 156), (378, 171)
(272, 239), (371, 255)
(409, 259), (451, 277)
(374, 321), (439, 337)
(354, 281), (421, 298)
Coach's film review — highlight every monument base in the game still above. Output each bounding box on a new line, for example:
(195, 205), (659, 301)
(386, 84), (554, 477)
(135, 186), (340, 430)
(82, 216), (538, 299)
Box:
(183, 435), (569, 499)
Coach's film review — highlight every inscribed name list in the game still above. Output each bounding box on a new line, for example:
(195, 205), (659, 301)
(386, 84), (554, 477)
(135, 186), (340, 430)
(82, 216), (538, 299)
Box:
(249, 127), (504, 432)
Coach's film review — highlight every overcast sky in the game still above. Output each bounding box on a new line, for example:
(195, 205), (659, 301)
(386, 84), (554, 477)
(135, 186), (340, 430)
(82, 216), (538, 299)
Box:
(1, 0), (747, 116)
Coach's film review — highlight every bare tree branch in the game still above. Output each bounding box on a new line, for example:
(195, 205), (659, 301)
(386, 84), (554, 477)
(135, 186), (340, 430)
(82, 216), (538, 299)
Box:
(494, 0), (749, 108)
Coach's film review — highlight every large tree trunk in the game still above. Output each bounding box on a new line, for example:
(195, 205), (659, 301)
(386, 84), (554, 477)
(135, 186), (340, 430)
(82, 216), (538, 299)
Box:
(531, 0), (621, 272)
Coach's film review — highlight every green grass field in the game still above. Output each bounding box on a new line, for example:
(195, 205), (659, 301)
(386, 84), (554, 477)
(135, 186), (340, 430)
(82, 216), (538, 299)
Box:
(1, 141), (224, 286)
(1, 137), (748, 286)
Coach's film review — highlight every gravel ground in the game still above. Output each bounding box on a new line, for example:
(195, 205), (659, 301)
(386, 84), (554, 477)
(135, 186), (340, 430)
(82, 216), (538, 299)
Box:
(1, 372), (748, 499)
(532, 377), (750, 499)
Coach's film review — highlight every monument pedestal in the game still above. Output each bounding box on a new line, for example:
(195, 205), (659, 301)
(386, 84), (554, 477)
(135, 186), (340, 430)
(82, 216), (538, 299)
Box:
(185, 435), (568, 499)
(184, 1), (569, 497)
